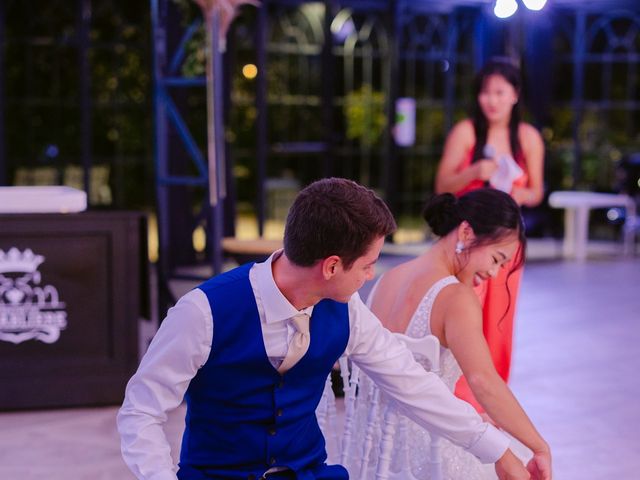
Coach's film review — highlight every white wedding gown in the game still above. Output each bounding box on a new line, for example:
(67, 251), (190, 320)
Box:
(345, 275), (530, 479)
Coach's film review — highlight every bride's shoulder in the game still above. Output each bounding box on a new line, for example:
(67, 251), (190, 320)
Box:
(435, 280), (481, 316)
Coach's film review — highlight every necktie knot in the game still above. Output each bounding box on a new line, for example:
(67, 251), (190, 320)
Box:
(291, 313), (310, 335)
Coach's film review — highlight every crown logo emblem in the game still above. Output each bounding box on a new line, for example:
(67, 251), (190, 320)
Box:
(0, 248), (45, 273)
(0, 246), (67, 344)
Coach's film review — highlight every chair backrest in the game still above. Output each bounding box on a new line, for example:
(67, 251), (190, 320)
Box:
(316, 356), (355, 464)
(316, 366), (340, 463)
(356, 332), (444, 480)
(394, 332), (441, 375)
(338, 356), (360, 465)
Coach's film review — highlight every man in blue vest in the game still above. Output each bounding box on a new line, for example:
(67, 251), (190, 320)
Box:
(118, 178), (532, 480)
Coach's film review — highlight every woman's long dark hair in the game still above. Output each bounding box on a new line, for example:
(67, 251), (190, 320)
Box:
(471, 59), (523, 164)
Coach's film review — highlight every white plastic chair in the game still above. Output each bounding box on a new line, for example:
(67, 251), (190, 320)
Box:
(317, 356), (360, 464)
(340, 355), (360, 465)
(356, 333), (444, 480)
(317, 369), (340, 461)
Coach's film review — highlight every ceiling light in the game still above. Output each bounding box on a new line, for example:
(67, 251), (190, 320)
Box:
(522, 0), (547, 11)
(494, 0), (518, 19)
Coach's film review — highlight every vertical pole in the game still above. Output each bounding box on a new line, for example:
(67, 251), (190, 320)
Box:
(321, 1), (336, 178)
(205, 8), (224, 274)
(384, 1), (399, 222)
(0, 0), (6, 185)
(255, 1), (268, 237)
(444, 10), (458, 136)
(223, 26), (236, 237)
(523, 10), (553, 129)
(79, 0), (92, 200)
(204, 11), (220, 208)
(473, 7), (487, 70)
(151, 0), (174, 317)
(572, 9), (586, 188)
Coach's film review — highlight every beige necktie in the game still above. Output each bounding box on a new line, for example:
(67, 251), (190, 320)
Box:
(278, 313), (310, 373)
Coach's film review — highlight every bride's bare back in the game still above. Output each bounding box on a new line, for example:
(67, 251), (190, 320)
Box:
(368, 252), (466, 344)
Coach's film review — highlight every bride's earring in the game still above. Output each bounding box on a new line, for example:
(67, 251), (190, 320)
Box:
(455, 241), (464, 255)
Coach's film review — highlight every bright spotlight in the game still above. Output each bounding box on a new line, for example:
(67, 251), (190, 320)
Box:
(494, 0), (518, 19)
(522, 0), (547, 11)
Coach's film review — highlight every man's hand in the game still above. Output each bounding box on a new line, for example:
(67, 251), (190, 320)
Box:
(495, 449), (530, 480)
(526, 450), (552, 480)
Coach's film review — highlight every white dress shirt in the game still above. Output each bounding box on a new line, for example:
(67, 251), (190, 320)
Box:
(117, 252), (510, 480)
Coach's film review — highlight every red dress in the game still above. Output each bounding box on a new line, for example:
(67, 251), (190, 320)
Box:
(453, 147), (528, 413)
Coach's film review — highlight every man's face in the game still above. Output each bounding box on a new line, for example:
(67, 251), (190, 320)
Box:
(327, 236), (384, 302)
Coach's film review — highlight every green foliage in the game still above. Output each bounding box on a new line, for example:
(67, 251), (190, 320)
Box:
(170, 0), (207, 77)
(546, 105), (640, 192)
(546, 106), (578, 190)
(4, 1), (154, 209)
(182, 26), (208, 77)
(172, 0), (200, 21)
(344, 85), (387, 148)
(415, 107), (445, 146)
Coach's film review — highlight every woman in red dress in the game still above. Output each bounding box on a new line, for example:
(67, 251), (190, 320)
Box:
(435, 59), (544, 413)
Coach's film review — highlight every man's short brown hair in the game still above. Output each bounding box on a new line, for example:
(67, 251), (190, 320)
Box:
(284, 178), (397, 269)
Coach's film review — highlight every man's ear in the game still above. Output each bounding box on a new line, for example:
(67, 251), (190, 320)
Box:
(320, 255), (341, 280)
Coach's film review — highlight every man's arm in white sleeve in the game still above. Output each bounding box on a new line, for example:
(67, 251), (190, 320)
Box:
(345, 292), (510, 463)
(117, 289), (213, 480)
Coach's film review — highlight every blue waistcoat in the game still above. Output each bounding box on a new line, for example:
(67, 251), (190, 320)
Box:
(178, 263), (350, 480)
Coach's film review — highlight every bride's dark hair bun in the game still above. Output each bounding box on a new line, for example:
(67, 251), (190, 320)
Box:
(422, 193), (461, 236)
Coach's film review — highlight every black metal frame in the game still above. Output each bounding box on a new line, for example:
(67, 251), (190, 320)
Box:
(0, 0), (153, 207)
(147, 0), (640, 314)
(1, 1), (639, 317)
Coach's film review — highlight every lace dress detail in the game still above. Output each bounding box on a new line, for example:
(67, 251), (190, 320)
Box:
(404, 276), (463, 393)
(346, 276), (497, 480)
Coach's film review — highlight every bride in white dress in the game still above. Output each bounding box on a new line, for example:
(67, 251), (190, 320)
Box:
(346, 189), (551, 480)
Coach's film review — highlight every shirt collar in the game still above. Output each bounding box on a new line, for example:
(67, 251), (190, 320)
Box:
(254, 249), (314, 324)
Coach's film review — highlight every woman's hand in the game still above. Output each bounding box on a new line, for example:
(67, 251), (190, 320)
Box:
(511, 186), (536, 206)
(474, 158), (499, 181)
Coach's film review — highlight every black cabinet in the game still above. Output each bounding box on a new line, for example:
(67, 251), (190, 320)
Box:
(0, 211), (148, 410)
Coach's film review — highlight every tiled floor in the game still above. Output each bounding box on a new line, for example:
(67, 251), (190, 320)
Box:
(1, 240), (639, 479)
(508, 256), (640, 479)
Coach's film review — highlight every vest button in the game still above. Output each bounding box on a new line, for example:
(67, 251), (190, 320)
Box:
(269, 428), (276, 436)
(278, 379), (284, 388)
(277, 408), (283, 417)
(270, 456), (277, 465)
